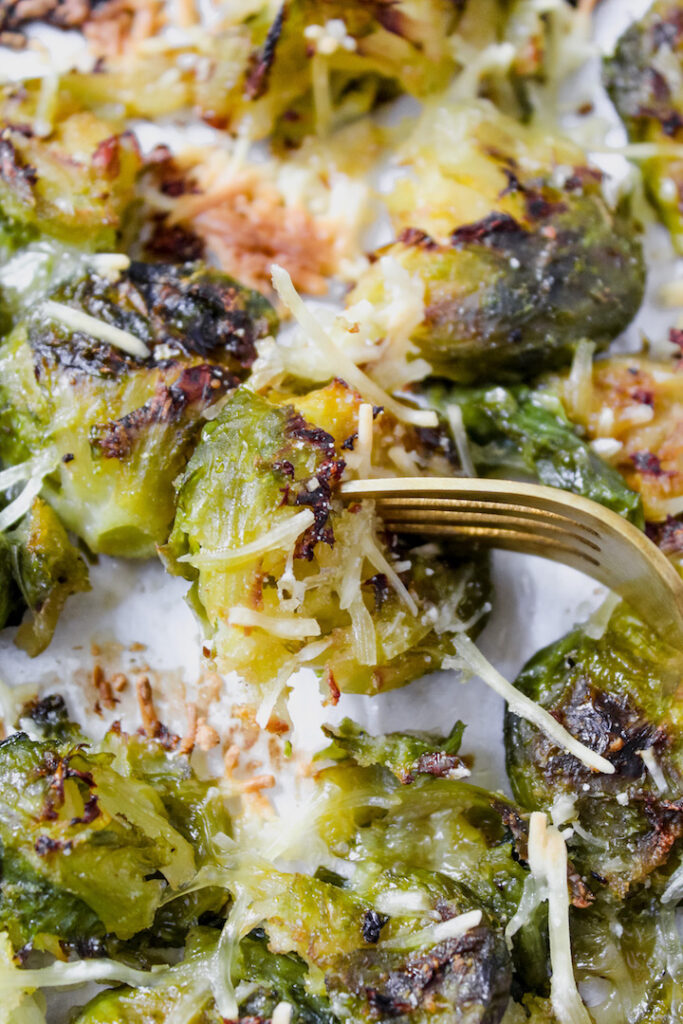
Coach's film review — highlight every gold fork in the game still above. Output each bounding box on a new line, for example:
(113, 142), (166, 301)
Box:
(340, 477), (683, 648)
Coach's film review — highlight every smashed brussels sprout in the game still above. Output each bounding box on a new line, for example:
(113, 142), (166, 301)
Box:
(0, 82), (140, 248)
(350, 101), (645, 384)
(505, 599), (683, 898)
(71, 926), (338, 1024)
(164, 382), (490, 701)
(0, 695), (230, 952)
(71, 723), (532, 1024)
(47, 0), (585, 145)
(0, 260), (277, 557)
(549, 354), (683, 528)
(604, 0), (683, 251)
(0, 496), (90, 656)
(423, 379), (644, 525)
(53, 0), (461, 145)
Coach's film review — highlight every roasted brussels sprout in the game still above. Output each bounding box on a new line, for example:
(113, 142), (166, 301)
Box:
(51, 0), (461, 145)
(504, 891), (682, 1024)
(505, 600), (683, 898)
(0, 496), (90, 656)
(0, 82), (140, 248)
(0, 260), (277, 557)
(548, 354), (683, 527)
(423, 379), (644, 524)
(72, 806), (516, 1023)
(350, 102), (645, 384)
(569, 893), (683, 1024)
(71, 926), (339, 1024)
(28, 714), (620, 1024)
(0, 531), (22, 632)
(604, 0), (683, 251)
(0, 695), (230, 951)
(316, 764), (532, 935)
(164, 382), (490, 700)
(233, 0), (463, 145)
(312, 730), (576, 1016)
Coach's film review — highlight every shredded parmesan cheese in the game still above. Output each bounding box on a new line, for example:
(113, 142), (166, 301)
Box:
(446, 404), (476, 477)
(271, 1002), (293, 1024)
(526, 813), (592, 1024)
(445, 635), (614, 774)
(89, 253), (132, 282)
(179, 510), (315, 569)
(662, 858), (683, 904)
(0, 455), (51, 492)
(381, 909), (482, 951)
(227, 607), (321, 639)
(360, 531), (418, 617)
(42, 301), (151, 360)
(345, 402), (374, 478)
(0, 463), (56, 533)
(374, 889), (433, 916)
(582, 592), (620, 641)
(271, 265), (437, 428)
(638, 747), (668, 794)
(565, 340), (595, 426)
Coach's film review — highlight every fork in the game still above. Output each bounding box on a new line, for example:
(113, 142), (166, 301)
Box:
(340, 477), (683, 649)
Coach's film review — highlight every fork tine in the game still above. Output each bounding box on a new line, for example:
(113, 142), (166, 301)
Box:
(373, 497), (598, 536)
(341, 477), (683, 647)
(380, 509), (601, 552)
(382, 522), (601, 566)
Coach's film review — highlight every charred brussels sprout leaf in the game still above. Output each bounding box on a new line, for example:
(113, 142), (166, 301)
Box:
(604, 0), (683, 251)
(504, 600), (683, 898)
(164, 383), (490, 699)
(321, 717), (467, 784)
(0, 261), (277, 557)
(0, 82), (141, 247)
(422, 380), (644, 525)
(1, 497), (90, 656)
(350, 102), (644, 384)
(233, 863), (513, 1024)
(0, 702), (230, 950)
